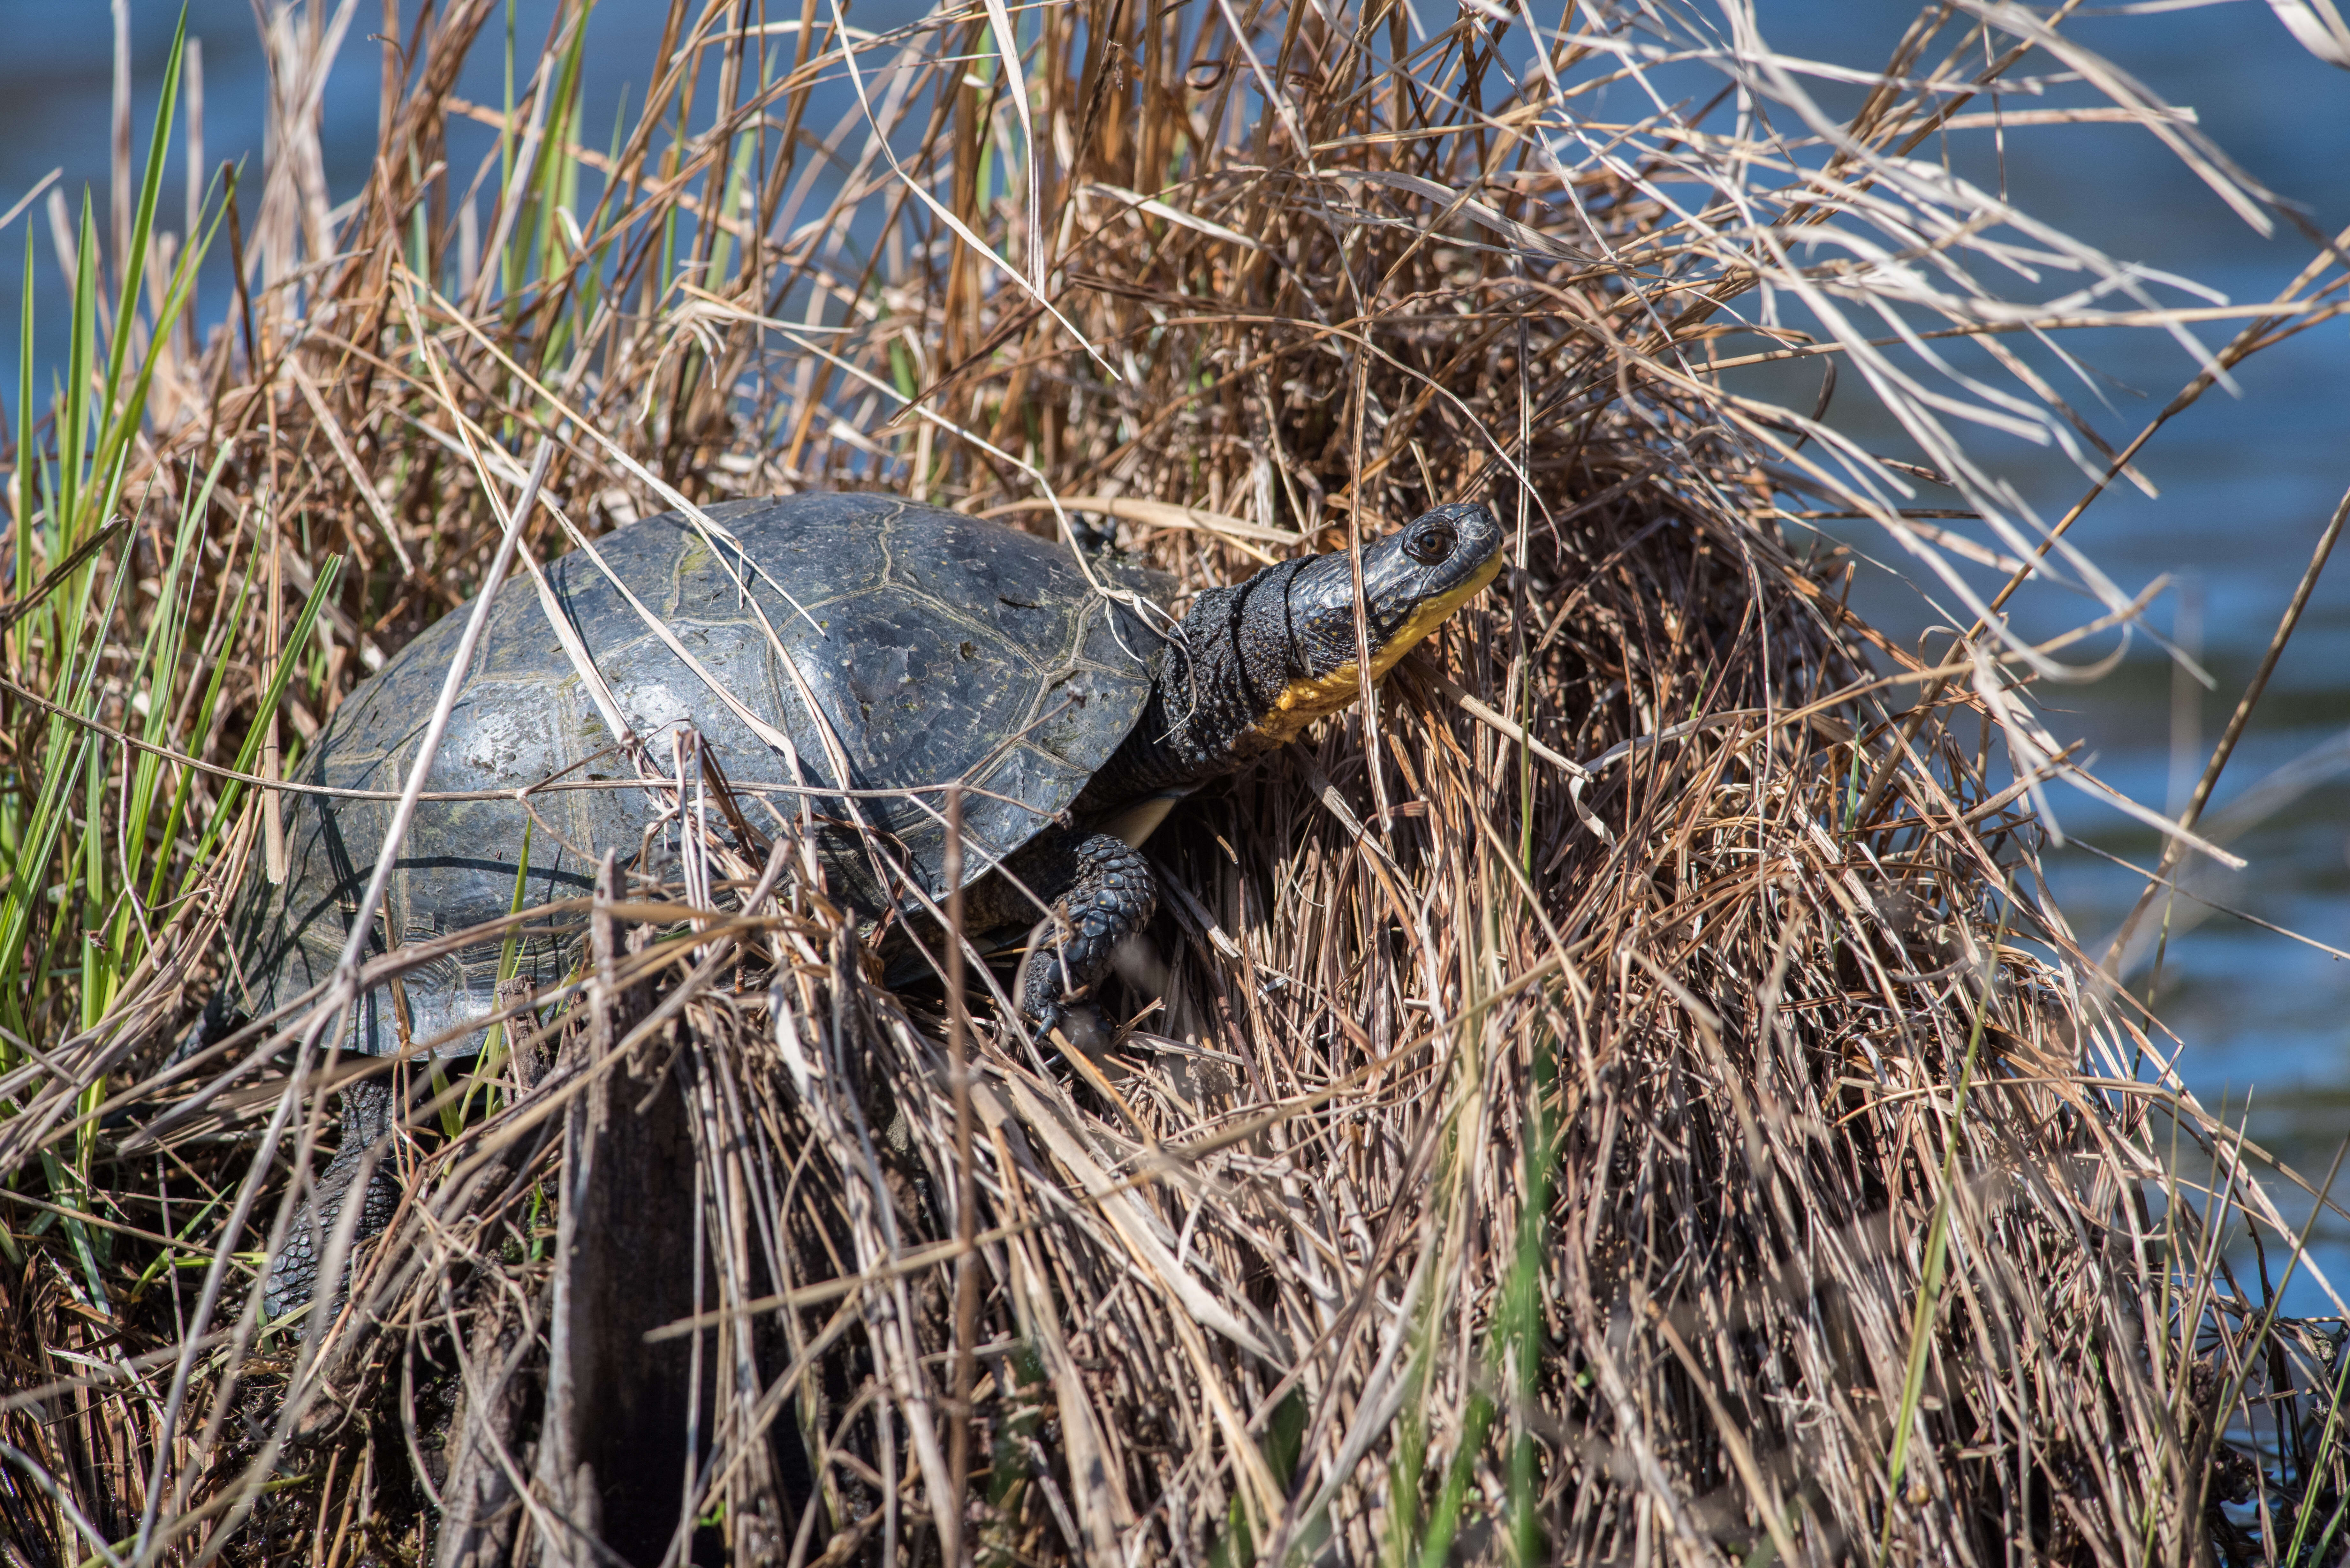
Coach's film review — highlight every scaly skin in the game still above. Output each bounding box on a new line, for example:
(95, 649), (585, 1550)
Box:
(263, 1075), (401, 1319)
(1009, 500), (1501, 1036)
(1018, 834), (1159, 1037)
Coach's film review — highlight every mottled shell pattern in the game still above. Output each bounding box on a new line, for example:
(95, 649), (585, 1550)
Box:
(230, 493), (1165, 1059)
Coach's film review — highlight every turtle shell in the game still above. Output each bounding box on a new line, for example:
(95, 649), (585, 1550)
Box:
(229, 492), (1165, 1057)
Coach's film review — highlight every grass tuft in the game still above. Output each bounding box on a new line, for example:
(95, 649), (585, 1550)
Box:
(1, 3), (2347, 1564)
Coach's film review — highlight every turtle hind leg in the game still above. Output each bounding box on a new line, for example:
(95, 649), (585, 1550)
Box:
(263, 1075), (403, 1319)
(1019, 833), (1158, 1045)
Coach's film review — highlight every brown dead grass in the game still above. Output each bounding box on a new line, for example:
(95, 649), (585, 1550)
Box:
(4, 2), (2350, 1565)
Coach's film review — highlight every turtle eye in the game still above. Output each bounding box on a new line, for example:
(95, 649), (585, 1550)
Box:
(1404, 519), (1458, 565)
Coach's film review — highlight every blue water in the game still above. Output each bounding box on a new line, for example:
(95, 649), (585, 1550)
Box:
(3, 1), (2345, 1305)
(1763, 4), (2350, 1314)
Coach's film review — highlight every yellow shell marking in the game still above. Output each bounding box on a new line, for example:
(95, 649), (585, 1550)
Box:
(1246, 550), (1501, 746)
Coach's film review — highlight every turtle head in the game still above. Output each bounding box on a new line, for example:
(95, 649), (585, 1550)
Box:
(1255, 501), (1504, 736)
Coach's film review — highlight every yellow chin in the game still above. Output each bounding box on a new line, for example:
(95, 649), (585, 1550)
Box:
(1245, 551), (1502, 746)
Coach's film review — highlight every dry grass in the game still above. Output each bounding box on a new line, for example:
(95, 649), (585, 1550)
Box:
(4, 1), (2349, 1564)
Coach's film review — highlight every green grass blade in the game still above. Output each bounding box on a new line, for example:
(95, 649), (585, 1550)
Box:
(12, 225), (33, 605)
(178, 554), (342, 881)
(143, 565), (250, 915)
(0, 732), (91, 1055)
(461, 818), (535, 1130)
(87, 177), (226, 515)
(1415, 1391), (1494, 1568)
(108, 447), (232, 973)
(2284, 1332), (2350, 1563)
(56, 196), (98, 553)
(1878, 893), (2015, 1562)
(96, 7), (186, 424)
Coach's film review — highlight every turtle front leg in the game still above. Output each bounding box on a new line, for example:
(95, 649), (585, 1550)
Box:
(1019, 834), (1157, 1040)
(263, 1075), (403, 1319)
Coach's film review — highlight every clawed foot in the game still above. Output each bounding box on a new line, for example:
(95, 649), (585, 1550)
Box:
(1018, 834), (1156, 1046)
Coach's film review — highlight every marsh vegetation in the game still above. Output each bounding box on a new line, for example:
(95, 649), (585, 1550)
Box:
(1, 2), (2347, 1564)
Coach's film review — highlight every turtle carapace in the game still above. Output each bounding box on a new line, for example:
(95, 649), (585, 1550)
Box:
(212, 492), (1503, 1313)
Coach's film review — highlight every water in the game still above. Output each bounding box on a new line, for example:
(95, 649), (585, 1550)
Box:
(3, 1), (2345, 1302)
(1730, 1), (2350, 1313)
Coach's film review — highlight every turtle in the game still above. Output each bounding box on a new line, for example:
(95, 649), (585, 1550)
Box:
(209, 490), (1503, 1314)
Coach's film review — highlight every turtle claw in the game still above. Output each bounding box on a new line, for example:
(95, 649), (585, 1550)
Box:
(1047, 1004), (1114, 1057)
(1025, 990), (1113, 1055)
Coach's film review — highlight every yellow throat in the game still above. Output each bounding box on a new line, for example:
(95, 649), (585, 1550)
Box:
(1247, 550), (1502, 746)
